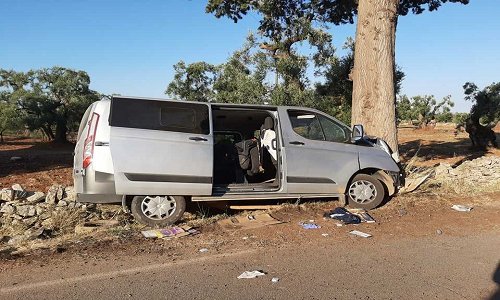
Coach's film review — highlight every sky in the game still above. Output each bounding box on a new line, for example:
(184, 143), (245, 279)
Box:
(1, 0), (499, 113)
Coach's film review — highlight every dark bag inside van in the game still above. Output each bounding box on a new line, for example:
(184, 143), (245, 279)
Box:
(235, 139), (259, 175)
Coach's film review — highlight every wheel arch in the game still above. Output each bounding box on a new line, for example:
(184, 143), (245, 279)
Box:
(346, 168), (395, 196)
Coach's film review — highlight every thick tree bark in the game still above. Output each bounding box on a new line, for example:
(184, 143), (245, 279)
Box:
(41, 125), (55, 141)
(54, 120), (68, 142)
(352, 0), (400, 160)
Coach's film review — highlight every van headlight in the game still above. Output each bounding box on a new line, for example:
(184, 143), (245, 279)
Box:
(376, 138), (392, 155)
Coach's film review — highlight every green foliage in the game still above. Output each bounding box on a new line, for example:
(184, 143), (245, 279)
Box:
(396, 94), (455, 126)
(165, 61), (217, 102)
(453, 112), (469, 128)
(0, 67), (101, 141)
(463, 82), (500, 124)
(0, 101), (24, 142)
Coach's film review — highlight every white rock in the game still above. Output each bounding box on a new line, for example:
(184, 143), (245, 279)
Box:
(27, 192), (45, 203)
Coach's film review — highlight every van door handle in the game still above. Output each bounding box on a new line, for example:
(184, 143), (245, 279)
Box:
(95, 141), (109, 146)
(289, 141), (305, 145)
(189, 137), (208, 142)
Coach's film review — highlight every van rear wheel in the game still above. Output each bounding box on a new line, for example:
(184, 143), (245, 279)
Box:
(131, 195), (186, 227)
(347, 174), (385, 210)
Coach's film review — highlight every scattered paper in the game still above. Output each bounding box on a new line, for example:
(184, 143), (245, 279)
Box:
(237, 270), (266, 279)
(349, 230), (372, 238)
(298, 222), (321, 229)
(451, 205), (473, 212)
(141, 226), (199, 240)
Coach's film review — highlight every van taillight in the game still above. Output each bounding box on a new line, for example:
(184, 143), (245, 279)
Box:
(83, 112), (100, 169)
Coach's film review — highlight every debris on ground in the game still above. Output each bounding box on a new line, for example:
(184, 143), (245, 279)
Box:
(347, 208), (376, 223)
(237, 270), (266, 279)
(199, 248), (209, 252)
(271, 277), (279, 283)
(349, 230), (372, 238)
(218, 213), (283, 230)
(324, 207), (361, 224)
(451, 205), (473, 212)
(398, 210), (407, 215)
(321, 233), (329, 237)
(400, 172), (432, 194)
(436, 229), (442, 234)
(298, 222), (321, 229)
(141, 225), (200, 240)
(74, 220), (119, 234)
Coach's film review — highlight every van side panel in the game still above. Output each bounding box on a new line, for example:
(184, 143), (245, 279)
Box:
(110, 127), (214, 195)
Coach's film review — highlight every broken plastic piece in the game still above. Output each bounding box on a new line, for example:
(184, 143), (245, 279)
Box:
(271, 277), (279, 283)
(451, 205), (473, 212)
(349, 230), (372, 238)
(237, 270), (266, 279)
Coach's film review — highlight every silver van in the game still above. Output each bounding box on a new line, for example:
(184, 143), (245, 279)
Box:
(74, 96), (401, 226)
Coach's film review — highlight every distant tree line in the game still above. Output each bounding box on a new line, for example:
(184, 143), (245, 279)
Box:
(0, 67), (103, 142)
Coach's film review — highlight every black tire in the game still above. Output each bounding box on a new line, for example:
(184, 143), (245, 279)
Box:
(346, 174), (385, 210)
(130, 195), (186, 227)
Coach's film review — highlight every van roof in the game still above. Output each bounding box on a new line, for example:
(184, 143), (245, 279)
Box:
(110, 95), (280, 110)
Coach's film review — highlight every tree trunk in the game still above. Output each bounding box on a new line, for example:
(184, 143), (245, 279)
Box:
(54, 120), (68, 142)
(41, 125), (55, 141)
(351, 0), (400, 160)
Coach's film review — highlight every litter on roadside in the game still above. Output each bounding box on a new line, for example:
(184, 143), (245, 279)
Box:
(199, 248), (209, 252)
(324, 207), (361, 224)
(451, 205), (473, 212)
(271, 277), (280, 283)
(348, 208), (376, 223)
(237, 270), (266, 279)
(218, 213), (283, 230)
(298, 222), (321, 229)
(349, 230), (372, 238)
(324, 207), (376, 224)
(321, 233), (329, 237)
(141, 225), (199, 240)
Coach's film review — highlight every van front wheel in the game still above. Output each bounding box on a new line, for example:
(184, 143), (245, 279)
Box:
(131, 195), (186, 227)
(347, 174), (385, 210)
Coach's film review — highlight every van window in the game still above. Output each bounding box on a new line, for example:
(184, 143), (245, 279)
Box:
(317, 115), (349, 143)
(288, 110), (325, 141)
(110, 98), (209, 134)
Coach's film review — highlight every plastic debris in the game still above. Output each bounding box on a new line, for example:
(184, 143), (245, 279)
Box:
(451, 205), (473, 212)
(237, 270), (266, 279)
(336, 223), (343, 227)
(349, 230), (372, 238)
(348, 208), (376, 223)
(141, 226), (199, 240)
(324, 207), (361, 224)
(321, 233), (329, 237)
(271, 277), (280, 283)
(199, 248), (209, 252)
(436, 229), (442, 234)
(242, 236), (249, 240)
(298, 222), (321, 229)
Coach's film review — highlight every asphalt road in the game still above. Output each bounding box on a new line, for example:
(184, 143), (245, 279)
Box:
(1, 230), (499, 300)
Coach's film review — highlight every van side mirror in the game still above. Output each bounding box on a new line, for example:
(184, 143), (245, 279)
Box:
(351, 125), (364, 142)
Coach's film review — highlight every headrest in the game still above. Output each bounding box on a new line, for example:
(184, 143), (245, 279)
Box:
(263, 117), (274, 130)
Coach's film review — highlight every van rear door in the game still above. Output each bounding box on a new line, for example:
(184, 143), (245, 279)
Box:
(109, 97), (213, 196)
(73, 103), (96, 194)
